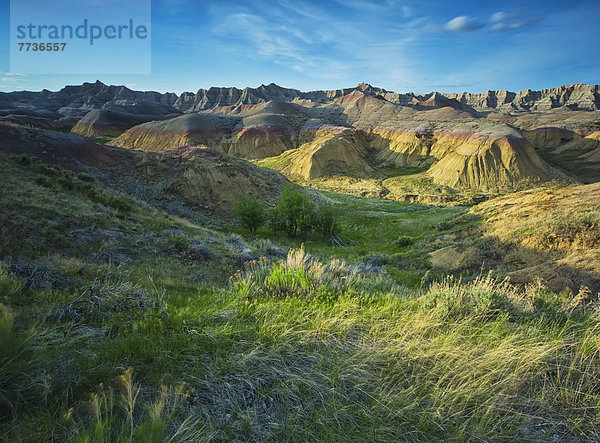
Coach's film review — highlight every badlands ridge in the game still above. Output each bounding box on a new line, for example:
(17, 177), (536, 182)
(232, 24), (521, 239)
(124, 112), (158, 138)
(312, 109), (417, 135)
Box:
(1, 81), (598, 199)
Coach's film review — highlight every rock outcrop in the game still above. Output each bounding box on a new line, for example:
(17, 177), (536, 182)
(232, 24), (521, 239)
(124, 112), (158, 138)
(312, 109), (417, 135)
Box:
(111, 88), (565, 191)
(111, 113), (242, 152)
(3, 81), (598, 193)
(0, 80), (180, 119)
(2, 82), (599, 123)
(447, 84), (600, 111)
(424, 126), (553, 189)
(262, 121), (556, 190)
(275, 126), (371, 180)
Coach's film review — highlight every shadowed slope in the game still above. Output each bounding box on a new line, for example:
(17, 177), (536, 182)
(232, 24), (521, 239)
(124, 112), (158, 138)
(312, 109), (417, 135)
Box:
(0, 123), (287, 217)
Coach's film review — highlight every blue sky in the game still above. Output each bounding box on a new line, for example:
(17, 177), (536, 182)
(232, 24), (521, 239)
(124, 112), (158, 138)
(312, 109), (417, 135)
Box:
(0, 0), (598, 94)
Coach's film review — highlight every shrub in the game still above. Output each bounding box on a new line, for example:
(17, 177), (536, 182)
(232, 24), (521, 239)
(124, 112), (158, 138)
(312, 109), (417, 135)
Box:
(435, 220), (454, 232)
(104, 196), (134, 213)
(314, 203), (341, 241)
(234, 194), (265, 234)
(275, 184), (315, 238)
(227, 233), (246, 251)
(263, 265), (311, 298)
(395, 235), (414, 248)
(362, 253), (391, 268)
(255, 239), (286, 258)
(424, 273), (517, 320)
(232, 246), (359, 300)
(264, 188), (341, 242)
(166, 235), (189, 252)
(77, 172), (95, 182)
(35, 176), (52, 187)
(48, 279), (167, 323)
(266, 205), (284, 235)
(187, 242), (213, 261)
(18, 155), (34, 166)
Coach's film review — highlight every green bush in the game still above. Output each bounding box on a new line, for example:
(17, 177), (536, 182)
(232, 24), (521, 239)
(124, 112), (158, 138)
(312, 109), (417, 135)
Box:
(232, 246), (359, 301)
(274, 184), (315, 238)
(362, 253), (391, 267)
(35, 176), (52, 187)
(395, 235), (414, 248)
(314, 203), (340, 241)
(263, 264), (311, 298)
(234, 194), (265, 234)
(435, 220), (454, 232)
(266, 205), (283, 235)
(263, 187), (341, 242)
(424, 274), (515, 320)
(77, 172), (95, 182)
(167, 235), (189, 252)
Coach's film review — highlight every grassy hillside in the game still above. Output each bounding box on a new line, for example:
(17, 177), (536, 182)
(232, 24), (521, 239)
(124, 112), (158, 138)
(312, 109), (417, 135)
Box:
(2, 154), (600, 441)
(428, 183), (600, 293)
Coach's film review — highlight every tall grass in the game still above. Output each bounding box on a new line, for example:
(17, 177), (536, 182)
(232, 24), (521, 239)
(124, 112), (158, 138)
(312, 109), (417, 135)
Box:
(232, 245), (361, 301)
(68, 368), (205, 442)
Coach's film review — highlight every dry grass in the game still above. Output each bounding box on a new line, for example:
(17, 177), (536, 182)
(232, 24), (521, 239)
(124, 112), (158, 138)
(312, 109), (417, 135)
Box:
(3, 154), (600, 441)
(428, 183), (600, 293)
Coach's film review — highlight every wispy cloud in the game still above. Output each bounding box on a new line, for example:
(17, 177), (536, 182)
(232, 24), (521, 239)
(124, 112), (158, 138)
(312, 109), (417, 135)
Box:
(213, 13), (316, 66)
(330, 0), (411, 15)
(0, 72), (29, 90)
(208, 1), (424, 87)
(443, 15), (484, 33)
(490, 10), (541, 32)
(0, 72), (27, 77)
(427, 10), (543, 34)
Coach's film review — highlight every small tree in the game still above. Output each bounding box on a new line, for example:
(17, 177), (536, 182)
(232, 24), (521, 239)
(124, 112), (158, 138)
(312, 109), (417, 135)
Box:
(314, 203), (340, 241)
(266, 205), (284, 235)
(234, 194), (265, 234)
(276, 184), (315, 238)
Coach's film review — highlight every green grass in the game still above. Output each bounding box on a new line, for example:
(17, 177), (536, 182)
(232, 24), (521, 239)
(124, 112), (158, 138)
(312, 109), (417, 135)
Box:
(2, 153), (600, 441)
(3, 250), (600, 441)
(232, 189), (470, 282)
(85, 135), (117, 145)
(255, 154), (493, 206)
(366, 164), (427, 179)
(253, 154), (293, 170)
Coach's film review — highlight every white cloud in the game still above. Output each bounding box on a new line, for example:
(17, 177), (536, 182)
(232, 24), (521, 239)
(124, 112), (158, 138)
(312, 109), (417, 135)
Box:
(489, 10), (540, 32)
(0, 72), (27, 77)
(204, 1), (429, 90)
(491, 12), (508, 23)
(443, 16), (484, 33)
(491, 22), (524, 32)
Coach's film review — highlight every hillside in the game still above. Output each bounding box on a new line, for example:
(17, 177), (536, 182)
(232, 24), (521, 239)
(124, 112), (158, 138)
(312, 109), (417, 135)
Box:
(3, 81), (598, 195)
(0, 122), (288, 219)
(2, 151), (600, 441)
(1, 80), (600, 441)
(112, 92), (566, 194)
(428, 182), (600, 293)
